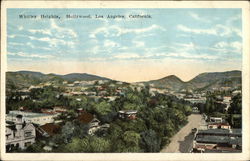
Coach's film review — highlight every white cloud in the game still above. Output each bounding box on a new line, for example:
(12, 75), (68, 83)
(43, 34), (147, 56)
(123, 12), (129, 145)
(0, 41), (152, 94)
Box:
(87, 46), (109, 55)
(160, 52), (218, 60)
(8, 52), (54, 59)
(90, 24), (165, 39)
(133, 40), (145, 47)
(8, 34), (28, 38)
(8, 42), (23, 46)
(26, 42), (35, 48)
(29, 36), (74, 48)
(18, 26), (23, 31)
(175, 42), (196, 50)
(214, 41), (242, 52)
(231, 41), (242, 51)
(177, 24), (241, 37)
(189, 12), (210, 23)
(8, 35), (16, 38)
(50, 19), (77, 38)
(227, 14), (241, 24)
(104, 40), (120, 48)
(177, 24), (217, 35)
(28, 29), (52, 36)
(114, 53), (140, 59)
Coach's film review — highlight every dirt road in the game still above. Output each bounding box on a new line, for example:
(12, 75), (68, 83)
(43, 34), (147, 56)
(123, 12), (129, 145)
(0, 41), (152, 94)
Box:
(160, 114), (203, 153)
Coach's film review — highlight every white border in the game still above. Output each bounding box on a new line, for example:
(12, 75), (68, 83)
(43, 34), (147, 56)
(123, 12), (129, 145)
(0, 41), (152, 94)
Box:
(1, 1), (249, 161)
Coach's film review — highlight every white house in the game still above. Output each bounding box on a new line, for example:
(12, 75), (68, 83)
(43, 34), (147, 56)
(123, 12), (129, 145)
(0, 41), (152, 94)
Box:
(6, 111), (57, 125)
(6, 115), (36, 151)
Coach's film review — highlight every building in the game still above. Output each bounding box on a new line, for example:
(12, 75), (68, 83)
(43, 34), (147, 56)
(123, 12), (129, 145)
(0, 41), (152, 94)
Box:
(209, 117), (223, 123)
(192, 107), (199, 113)
(6, 111), (57, 125)
(77, 112), (101, 135)
(118, 110), (137, 120)
(207, 122), (231, 130)
(6, 115), (36, 151)
(184, 97), (206, 104)
(37, 123), (61, 137)
(232, 90), (241, 96)
(52, 106), (67, 113)
(192, 129), (242, 153)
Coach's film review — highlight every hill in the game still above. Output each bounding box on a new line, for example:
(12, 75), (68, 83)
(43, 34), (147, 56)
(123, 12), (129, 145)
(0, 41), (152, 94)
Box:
(61, 73), (110, 82)
(6, 71), (111, 89)
(143, 70), (241, 91)
(145, 75), (185, 91)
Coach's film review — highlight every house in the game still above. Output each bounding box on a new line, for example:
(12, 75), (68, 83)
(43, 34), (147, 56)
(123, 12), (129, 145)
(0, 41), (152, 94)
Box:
(192, 129), (242, 153)
(104, 96), (117, 102)
(99, 91), (108, 96)
(52, 106), (67, 113)
(83, 91), (96, 96)
(6, 115), (36, 151)
(192, 107), (199, 113)
(209, 117), (223, 123)
(184, 97), (206, 104)
(6, 111), (57, 125)
(62, 92), (73, 97)
(223, 96), (231, 103)
(77, 112), (101, 135)
(18, 106), (30, 112)
(118, 110), (137, 120)
(37, 123), (61, 137)
(41, 108), (56, 115)
(207, 122), (231, 130)
(29, 85), (43, 90)
(116, 81), (123, 85)
(232, 90), (241, 96)
(20, 95), (29, 100)
(76, 98), (82, 101)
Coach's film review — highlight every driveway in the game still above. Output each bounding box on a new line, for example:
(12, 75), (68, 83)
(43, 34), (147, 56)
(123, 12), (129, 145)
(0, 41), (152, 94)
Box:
(160, 114), (203, 153)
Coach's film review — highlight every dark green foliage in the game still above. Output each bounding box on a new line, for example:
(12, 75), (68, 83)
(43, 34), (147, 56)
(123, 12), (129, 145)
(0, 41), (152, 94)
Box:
(228, 94), (242, 114)
(227, 94), (242, 128)
(140, 129), (161, 152)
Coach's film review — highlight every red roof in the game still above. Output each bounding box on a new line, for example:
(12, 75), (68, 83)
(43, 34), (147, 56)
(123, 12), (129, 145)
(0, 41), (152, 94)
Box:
(208, 123), (230, 126)
(40, 123), (61, 136)
(77, 112), (94, 124)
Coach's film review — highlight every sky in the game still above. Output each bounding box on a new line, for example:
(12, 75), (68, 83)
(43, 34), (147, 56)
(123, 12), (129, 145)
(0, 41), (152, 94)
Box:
(7, 8), (242, 82)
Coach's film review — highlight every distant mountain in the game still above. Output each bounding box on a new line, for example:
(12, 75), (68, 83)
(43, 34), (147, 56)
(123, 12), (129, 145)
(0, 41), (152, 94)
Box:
(143, 70), (241, 91)
(61, 73), (110, 82)
(145, 75), (185, 91)
(186, 70), (241, 91)
(6, 71), (111, 89)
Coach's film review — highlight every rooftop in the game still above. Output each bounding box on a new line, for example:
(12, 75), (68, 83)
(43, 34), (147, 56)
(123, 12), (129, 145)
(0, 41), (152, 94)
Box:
(7, 111), (56, 118)
(197, 129), (241, 135)
(118, 110), (138, 114)
(196, 135), (241, 145)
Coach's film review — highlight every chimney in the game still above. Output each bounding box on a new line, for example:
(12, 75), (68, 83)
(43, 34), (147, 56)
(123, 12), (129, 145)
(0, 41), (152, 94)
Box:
(15, 115), (23, 131)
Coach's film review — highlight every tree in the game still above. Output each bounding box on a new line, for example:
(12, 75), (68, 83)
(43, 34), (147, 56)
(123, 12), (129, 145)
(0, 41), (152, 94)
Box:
(123, 131), (141, 146)
(89, 136), (111, 152)
(123, 102), (138, 110)
(228, 94), (242, 114)
(62, 137), (85, 152)
(61, 122), (75, 143)
(140, 129), (161, 152)
(93, 101), (112, 116)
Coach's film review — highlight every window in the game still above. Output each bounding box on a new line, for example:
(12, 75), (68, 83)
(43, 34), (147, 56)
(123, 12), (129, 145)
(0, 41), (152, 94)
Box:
(24, 131), (32, 137)
(24, 142), (31, 147)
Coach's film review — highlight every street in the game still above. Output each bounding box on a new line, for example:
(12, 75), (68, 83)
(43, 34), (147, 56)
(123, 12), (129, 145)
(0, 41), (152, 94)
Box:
(160, 114), (203, 153)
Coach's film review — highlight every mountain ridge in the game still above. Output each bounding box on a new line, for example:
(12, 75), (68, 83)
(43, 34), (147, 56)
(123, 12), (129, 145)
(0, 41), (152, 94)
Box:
(6, 70), (241, 91)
